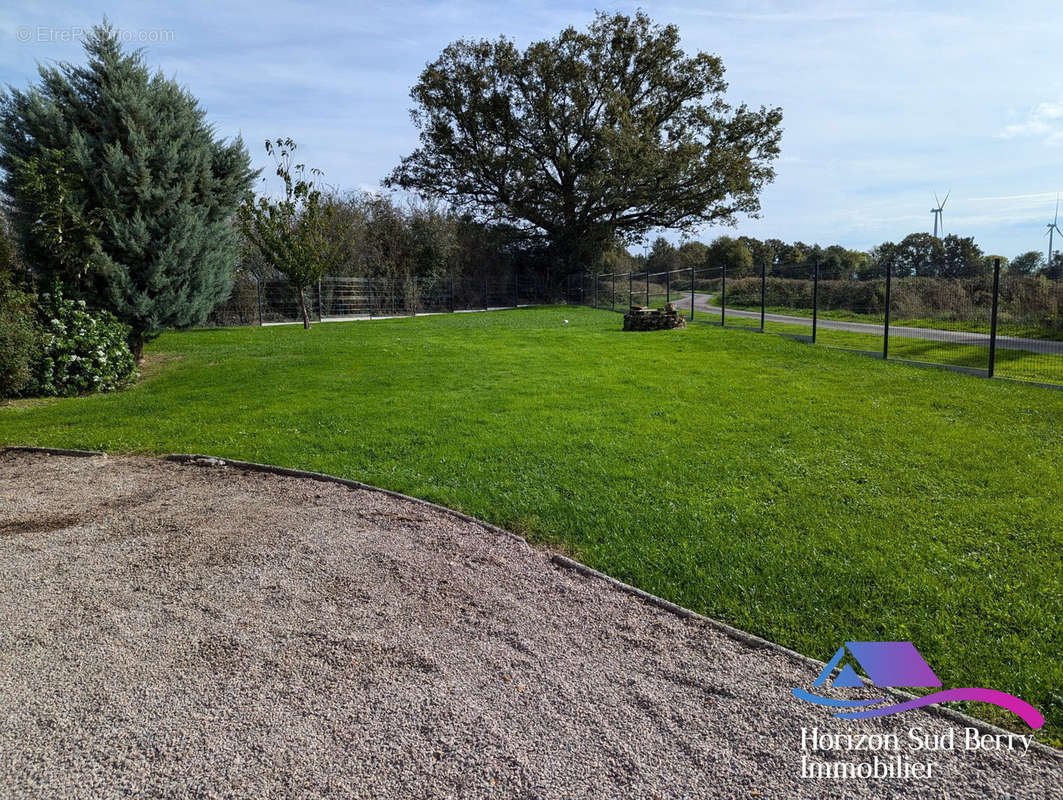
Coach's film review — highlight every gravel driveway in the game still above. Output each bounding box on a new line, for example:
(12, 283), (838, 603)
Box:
(1, 450), (1060, 799)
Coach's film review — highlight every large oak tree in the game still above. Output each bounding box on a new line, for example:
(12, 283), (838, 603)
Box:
(386, 12), (783, 279)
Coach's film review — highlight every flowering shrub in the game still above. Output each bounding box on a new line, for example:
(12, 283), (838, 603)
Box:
(34, 286), (136, 396)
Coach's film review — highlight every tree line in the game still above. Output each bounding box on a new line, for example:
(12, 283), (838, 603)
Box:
(600, 233), (1062, 282)
(1, 12), (1060, 366)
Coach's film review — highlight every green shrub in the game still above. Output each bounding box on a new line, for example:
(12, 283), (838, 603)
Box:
(0, 275), (40, 397)
(34, 286), (136, 396)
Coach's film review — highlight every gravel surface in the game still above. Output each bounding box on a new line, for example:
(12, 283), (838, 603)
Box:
(1, 450), (1060, 799)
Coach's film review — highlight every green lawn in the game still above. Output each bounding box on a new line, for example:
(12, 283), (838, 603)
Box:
(3, 306), (1062, 744)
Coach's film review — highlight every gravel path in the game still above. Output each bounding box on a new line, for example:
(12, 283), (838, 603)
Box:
(1, 450), (1060, 799)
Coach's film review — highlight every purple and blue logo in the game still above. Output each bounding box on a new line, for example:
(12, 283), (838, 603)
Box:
(792, 641), (1044, 729)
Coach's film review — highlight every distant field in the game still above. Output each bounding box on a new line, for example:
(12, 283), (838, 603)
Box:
(3, 306), (1061, 744)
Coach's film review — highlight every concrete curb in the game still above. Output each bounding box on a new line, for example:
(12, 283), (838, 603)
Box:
(6, 446), (1061, 761)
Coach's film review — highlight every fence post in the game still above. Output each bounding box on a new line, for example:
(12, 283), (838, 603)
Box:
(988, 257), (1001, 378)
(317, 279), (324, 321)
(721, 263), (727, 327)
(690, 267), (695, 321)
(368, 277), (374, 319)
(593, 272), (598, 309)
(611, 273), (615, 311)
(256, 276), (264, 326)
(645, 271), (650, 307)
(410, 278), (416, 317)
(883, 262), (893, 360)
(629, 272), (634, 307)
(666, 270), (671, 305)
(483, 277), (488, 311)
(450, 273), (455, 313)
(812, 257), (819, 344)
(760, 258), (766, 332)
(514, 270), (519, 308)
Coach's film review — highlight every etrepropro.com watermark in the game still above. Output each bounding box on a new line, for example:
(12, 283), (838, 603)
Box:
(15, 26), (175, 44)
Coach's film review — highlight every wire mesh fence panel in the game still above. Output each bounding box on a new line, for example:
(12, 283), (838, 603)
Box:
(688, 266), (724, 327)
(641, 271), (668, 308)
(516, 274), (546, 306)
(454, 276), (486, 310)
(761, 281), (814, 338)
(626, 273), (648, 307)
(482, 274), (513, 308)
(670, 268), (696, 319)
(363, 277), (405, 317)
(812, 267), (887, 354)
(594, 273), (617, 311)
(321, 277), (370, 317)
(261, 279), (312, 323)
(412, 275), (452, 314)
(884, 276), (993, 375)
(991, 274), (1063, 385)
(717, 268), (765, 331)
(208, 273), (262, 326)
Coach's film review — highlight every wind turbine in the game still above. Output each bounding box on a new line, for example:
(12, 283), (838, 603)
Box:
(930, 191), (949, 238)
(1046, 195), (1062, 268)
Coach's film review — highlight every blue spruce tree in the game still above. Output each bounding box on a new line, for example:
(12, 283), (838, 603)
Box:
(0, 22), (257, 358)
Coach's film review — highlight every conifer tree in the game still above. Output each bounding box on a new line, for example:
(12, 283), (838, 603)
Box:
(0, 22), (256, 358)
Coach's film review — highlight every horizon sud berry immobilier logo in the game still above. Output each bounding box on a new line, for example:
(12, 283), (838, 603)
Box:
(791, 641), (1044, 730)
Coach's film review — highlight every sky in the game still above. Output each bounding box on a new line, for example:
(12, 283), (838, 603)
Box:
(1, 0), (1061, 259)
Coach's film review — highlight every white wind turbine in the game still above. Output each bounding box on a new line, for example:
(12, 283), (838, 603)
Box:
(1046, 195), (1062, 268)
(931, 191), (949, 238)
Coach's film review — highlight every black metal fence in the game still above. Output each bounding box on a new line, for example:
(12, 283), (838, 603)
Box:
(209, 272), (551, 326)
(567, 260), (1063, 388)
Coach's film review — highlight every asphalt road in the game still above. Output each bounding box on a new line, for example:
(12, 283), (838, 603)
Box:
(671, 293), (1063, 356)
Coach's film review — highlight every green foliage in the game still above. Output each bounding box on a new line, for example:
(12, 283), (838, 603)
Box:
(239, 138), (336, 328)
(707, 235), (754, 277)
(726, 276), (883, 312)
(6, 146), (101, 280)
(0, 211), (19, 274)
(676, 241), (708, 270)
(1010, 251), (1043, 275)
(0, 22), (256, 356)
(33, 284), (135, 397)
(646, 237), (682, 273)
(0, 274), (39, 397)
(2, 307), (1061, 744)
(386, 11), (783, 272)
(872, 233), (987, 279)
(1045, 253), (1063, 280)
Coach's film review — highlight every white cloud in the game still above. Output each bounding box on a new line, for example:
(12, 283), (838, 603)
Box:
(1000, 100), (1063, 143)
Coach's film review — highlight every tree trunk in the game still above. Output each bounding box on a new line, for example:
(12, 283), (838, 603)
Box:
(298, 287), (311, 329)
(129, 331), (144, 363)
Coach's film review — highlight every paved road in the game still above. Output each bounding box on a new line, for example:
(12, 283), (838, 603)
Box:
(672, 294), (1063, 356)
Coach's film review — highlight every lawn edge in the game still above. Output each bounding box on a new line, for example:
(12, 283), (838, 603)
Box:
(161, 452), (531, 550)
(550, 554), (1062, 760)
(7, 444), (1061, 760)
(4, 445), (106, 458)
